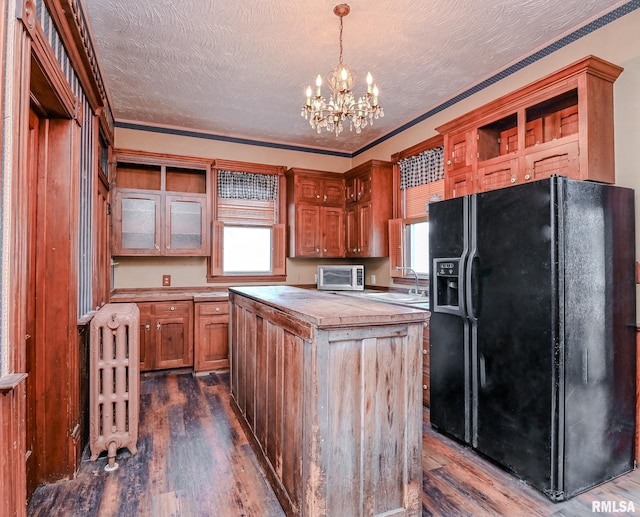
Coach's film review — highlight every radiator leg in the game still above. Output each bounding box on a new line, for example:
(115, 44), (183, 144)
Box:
(104, 441), (119, 472)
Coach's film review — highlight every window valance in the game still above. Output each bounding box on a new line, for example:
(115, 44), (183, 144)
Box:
(399, 146), (444, 190)
(217, 170), (278, 200)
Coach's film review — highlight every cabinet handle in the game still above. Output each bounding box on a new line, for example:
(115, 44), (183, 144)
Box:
(145, 323), (151, 331)
(156, 322), (161, 330)
(170, 306), (175, 311)
(510, 177), (516, 184)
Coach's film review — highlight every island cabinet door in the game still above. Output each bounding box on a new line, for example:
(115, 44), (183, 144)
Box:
(304, 323), (423, 517)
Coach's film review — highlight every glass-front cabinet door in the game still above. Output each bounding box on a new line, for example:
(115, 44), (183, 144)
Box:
(113, 190), (162, 255)
(166, 194), (208, 255)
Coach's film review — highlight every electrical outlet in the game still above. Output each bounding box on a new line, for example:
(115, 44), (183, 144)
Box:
(370, 274), (376, 285)
(162, 274), (171, 286)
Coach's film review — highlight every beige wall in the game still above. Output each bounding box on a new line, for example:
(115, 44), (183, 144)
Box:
(114, 9), (640, 314)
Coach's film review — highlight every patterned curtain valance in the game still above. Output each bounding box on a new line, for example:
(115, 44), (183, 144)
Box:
(399, 146), (444, 190)
(218, 170), (278, 200)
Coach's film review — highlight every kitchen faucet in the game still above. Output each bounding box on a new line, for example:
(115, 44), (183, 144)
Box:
(395, 266), (422, 295)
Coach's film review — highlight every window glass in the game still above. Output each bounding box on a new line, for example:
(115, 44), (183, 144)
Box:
(406, 221), (429, 275)
(223, 226), (272, 273)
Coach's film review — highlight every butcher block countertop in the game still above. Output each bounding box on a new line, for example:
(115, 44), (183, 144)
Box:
(228, 285), (427, 329)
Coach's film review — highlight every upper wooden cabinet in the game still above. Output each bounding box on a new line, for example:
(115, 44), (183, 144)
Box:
(437, 56), (623, 198)
(286, 168), (346, 258)
(111, 151), (211, 256)
(344, 160), (393, 258)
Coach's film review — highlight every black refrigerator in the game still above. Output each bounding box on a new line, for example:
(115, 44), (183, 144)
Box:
(428, 175), (636, 501)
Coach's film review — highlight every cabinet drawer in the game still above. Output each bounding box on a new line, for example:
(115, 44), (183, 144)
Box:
(154, 300), (191, 316)
(197, 301), (229, 316)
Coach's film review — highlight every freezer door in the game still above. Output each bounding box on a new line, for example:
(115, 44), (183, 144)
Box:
(559, 178), (636, 499)
(472, 178), (556, 493)
(429, 196), (471, 443)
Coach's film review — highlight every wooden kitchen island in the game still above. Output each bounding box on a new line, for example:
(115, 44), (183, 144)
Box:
(228, 286), (425, 517)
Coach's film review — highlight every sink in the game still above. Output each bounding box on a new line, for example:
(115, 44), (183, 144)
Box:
(356, 291), (428, 303)
(336, 290), (429, 309)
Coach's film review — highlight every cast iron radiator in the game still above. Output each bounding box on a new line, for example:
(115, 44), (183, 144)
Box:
(89, 303), (140, 470)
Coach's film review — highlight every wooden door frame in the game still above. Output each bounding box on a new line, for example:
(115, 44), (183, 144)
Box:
(10, 11), (81, 493)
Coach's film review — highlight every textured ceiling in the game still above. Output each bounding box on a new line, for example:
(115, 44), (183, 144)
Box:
(83, 0), (627, 154)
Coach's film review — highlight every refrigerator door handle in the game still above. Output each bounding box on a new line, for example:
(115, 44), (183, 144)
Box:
(479, 353), (486, 388)
(466, 253), (480, 320)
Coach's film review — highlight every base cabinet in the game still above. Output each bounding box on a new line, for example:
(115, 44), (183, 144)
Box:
(194, 301), (229, 372)
(138, 301), (193, 371)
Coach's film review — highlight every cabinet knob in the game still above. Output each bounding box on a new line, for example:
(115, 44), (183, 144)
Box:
(170, 306), (175, 311)
(423, 385), (428, 390)
(316, 248), (320, 252)
(215, 307), (221, 312)
(524, 173), (531, 180)
(422, 349), (427, 355)
(323, 194), (327, 201)
(145, 323), (151, 331)
(447, 159), (452, 166)
(510, 177), (516, 184)
(156, 322), (161, 330)
(316, 194), (320, 199)
(166, 245), (171, 249)
(323, 248), (327, 252)
(155, 244), (160, 250)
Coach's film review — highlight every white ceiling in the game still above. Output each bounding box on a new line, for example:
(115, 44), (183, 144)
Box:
(83, 0), (628, 155)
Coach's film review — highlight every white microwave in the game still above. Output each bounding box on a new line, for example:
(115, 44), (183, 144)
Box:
(317, 265), (365, 291)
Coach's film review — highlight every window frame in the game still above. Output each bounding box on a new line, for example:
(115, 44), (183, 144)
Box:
(207, 159), (287, 283)
(390, 134), (444, 289)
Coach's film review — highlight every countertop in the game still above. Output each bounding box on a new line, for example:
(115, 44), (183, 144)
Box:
(229, 285), (427, 329)
(110, 289), (228, 303)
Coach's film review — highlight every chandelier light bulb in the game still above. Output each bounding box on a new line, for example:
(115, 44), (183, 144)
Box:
(300, 4), (384, 137)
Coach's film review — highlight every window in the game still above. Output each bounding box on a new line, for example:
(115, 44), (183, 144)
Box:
(223, 226), (273, 273)
(390, 140), (444, 282)
(405, 221), (429, 275)
(209, 161), (286, 280)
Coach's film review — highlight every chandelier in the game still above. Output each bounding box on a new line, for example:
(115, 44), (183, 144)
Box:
(301, 4), (384, 137)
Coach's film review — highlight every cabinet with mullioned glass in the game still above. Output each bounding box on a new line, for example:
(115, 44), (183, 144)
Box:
(111, 152), (210, 256)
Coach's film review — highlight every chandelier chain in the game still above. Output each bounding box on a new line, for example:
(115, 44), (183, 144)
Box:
(338, 15), (344, 66)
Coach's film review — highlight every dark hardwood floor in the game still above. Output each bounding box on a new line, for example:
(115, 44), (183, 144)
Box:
(28, 371), (640, 516)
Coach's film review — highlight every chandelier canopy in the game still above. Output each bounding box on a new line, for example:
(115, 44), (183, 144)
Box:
(301, 4), (384, 137)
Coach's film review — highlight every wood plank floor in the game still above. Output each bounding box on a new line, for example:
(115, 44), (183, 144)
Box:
(28, 371), (640, 516)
